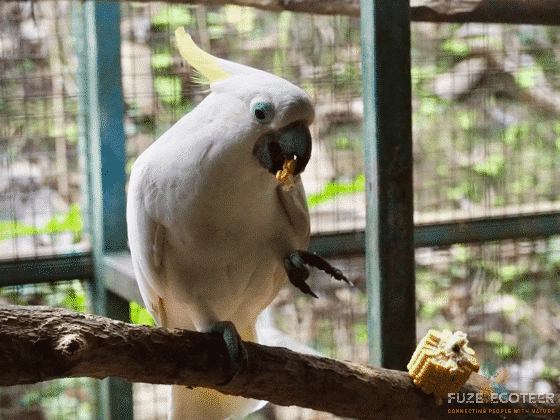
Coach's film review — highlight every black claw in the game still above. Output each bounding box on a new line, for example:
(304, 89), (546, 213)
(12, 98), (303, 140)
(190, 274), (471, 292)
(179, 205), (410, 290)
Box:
(284, 252), (318, 298)
(298, 251), (352, 285)
(284, 251), (351, 297)
(205, 321), (248, 385)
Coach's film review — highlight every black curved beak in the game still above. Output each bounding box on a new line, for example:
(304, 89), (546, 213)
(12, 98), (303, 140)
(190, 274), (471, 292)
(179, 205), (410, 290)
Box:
(253, 121), (312, 176)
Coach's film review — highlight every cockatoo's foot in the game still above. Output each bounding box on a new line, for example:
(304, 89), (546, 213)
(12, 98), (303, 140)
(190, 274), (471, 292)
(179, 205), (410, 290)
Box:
(284, 251), (351, 298)
(205, 321), (248, 386)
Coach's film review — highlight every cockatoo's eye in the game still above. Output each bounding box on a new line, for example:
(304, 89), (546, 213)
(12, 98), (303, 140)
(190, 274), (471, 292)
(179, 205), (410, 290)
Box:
(251, 101), (275, 124)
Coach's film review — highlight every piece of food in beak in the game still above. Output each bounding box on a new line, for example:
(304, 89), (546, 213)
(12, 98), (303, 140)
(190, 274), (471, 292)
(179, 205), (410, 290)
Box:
(276, 158), (297, 187)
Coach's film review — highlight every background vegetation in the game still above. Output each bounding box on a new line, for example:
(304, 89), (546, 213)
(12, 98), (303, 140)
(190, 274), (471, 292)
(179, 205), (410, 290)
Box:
(1, 2), (559, 419)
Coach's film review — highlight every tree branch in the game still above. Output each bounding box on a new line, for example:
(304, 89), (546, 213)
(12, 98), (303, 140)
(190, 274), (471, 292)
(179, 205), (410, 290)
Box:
(103, 0), (361, 17)
(1, 305), (558, 419)
(410, 0), (560, 26)
(85, 0), (560, 25)
(0, 0), (558, 24)
(2, 0), (558, 23)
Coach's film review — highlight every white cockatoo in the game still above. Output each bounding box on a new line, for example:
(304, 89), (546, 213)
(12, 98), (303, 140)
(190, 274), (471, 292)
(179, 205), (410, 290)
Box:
(127, 28), (348, 420)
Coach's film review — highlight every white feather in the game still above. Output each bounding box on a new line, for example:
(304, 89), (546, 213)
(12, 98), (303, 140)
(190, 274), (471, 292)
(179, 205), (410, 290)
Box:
(127, 50), (314, 420)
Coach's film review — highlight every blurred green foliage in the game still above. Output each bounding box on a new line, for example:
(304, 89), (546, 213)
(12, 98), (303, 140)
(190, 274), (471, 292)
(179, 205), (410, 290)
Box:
(152, 5), (193, 30)
(0, 280), (93, 419)
(0, 204), (83, 243)
(130, 301), (155, 326)
(21, 378), (94, 420)
(307, 174), (365, 207)
(154, 76), (183, 106)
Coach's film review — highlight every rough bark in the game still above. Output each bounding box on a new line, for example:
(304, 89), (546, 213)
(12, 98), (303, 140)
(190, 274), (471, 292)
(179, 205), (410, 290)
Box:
(410, 0), (560, 26)
(85, 0), (560, 25)
(112, 0), (362, 17)
(2, 0), (560, 24)
(0, 305), (558, 419)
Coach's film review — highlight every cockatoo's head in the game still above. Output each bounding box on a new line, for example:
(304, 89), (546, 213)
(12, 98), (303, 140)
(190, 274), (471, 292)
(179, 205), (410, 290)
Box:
(176, 28), (314, 178)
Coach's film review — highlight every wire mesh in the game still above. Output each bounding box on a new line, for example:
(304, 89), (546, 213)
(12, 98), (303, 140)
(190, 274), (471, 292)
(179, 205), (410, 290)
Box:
(0, 4), (94, 418)
(0, 280), (95, 420)
(0, 0), (88, 262)
(415, 238), (560, 393)
(412, 23), (560, 222)
(412, 22), (560, 395)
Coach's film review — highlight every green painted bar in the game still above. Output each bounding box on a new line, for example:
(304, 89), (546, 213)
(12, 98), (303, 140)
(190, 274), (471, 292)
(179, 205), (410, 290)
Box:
(85, 1), (128, 255)
(2, 211), (558, 288)
(308, 231), (365, 257)
(81, 1), (132, 419)
(410, 0), (560, 26)
(415, 212), (560, 248)
(360, 0), (417, 369)
(308, 211), (560, 253)
(0, 253), (94, 286)
(105, 291), (134, 420)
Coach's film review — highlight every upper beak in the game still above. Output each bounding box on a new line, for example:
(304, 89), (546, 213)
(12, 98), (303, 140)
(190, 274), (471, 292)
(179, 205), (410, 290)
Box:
(253, 121), (312, 176)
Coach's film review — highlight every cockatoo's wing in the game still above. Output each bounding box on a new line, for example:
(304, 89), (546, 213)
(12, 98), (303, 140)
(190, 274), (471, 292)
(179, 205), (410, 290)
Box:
(277, 178), (310, 240)
(126, 159), (168, 326)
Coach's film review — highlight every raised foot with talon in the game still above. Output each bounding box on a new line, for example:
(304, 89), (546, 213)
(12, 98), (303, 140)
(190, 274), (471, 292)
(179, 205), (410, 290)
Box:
(284, 250), (351, 298)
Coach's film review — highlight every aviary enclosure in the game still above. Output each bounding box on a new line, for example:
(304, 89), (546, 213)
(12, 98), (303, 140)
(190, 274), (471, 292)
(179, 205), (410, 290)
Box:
(0, 0), (559, 419)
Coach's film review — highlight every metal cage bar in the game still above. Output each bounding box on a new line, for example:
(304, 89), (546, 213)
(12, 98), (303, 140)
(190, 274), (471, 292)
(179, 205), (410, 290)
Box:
(79, 1), (132, 419)
(360, 0), (417, 369)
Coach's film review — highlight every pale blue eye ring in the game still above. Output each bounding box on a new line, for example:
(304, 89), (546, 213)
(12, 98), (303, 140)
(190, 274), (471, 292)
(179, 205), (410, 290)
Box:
(251, 101), (275, 124)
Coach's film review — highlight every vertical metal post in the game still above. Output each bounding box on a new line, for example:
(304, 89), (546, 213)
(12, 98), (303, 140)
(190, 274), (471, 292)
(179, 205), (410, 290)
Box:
(78, 1), (132, 418)
(105, 291), (134, 420)
(360, 0), (416, 369)
(84, 0), (128, 256)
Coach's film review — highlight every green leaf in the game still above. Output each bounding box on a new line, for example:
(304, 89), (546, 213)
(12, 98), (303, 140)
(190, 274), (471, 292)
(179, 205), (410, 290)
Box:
(42, 204), (83, 240)
(540, 366), (560, 381)
(63, 280), (87, 312)
(514, 65), (544, 89)
(152, 5), (193, 30)
(353, 323), (368, 345)
(500, 265), (519, 282)
(441, 39), (470, 56)
(0, 204), (83, 242)
(0, 220), (36, 241)
(504, 123), (528, 147)
(474, 154), (505, 178)
(154, 76), (182, 106)
(307, 174), (365, 207)
(458, 111), (475, 130)
(150, 53), (174, 71)
(333, 136), (352, 150)
(130, 301), (155, 326)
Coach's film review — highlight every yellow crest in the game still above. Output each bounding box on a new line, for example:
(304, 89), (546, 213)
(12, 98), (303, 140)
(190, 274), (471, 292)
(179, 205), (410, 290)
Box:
(175, 27), (231, 84)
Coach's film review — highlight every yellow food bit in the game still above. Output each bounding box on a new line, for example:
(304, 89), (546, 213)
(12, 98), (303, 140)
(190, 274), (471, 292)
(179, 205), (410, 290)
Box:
(407, 329), (479, 404)
(276, 158), (297, 186)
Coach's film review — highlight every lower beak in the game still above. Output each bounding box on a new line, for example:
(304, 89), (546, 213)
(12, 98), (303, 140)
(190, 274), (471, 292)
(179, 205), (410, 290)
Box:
(253, 121), (312, 176)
